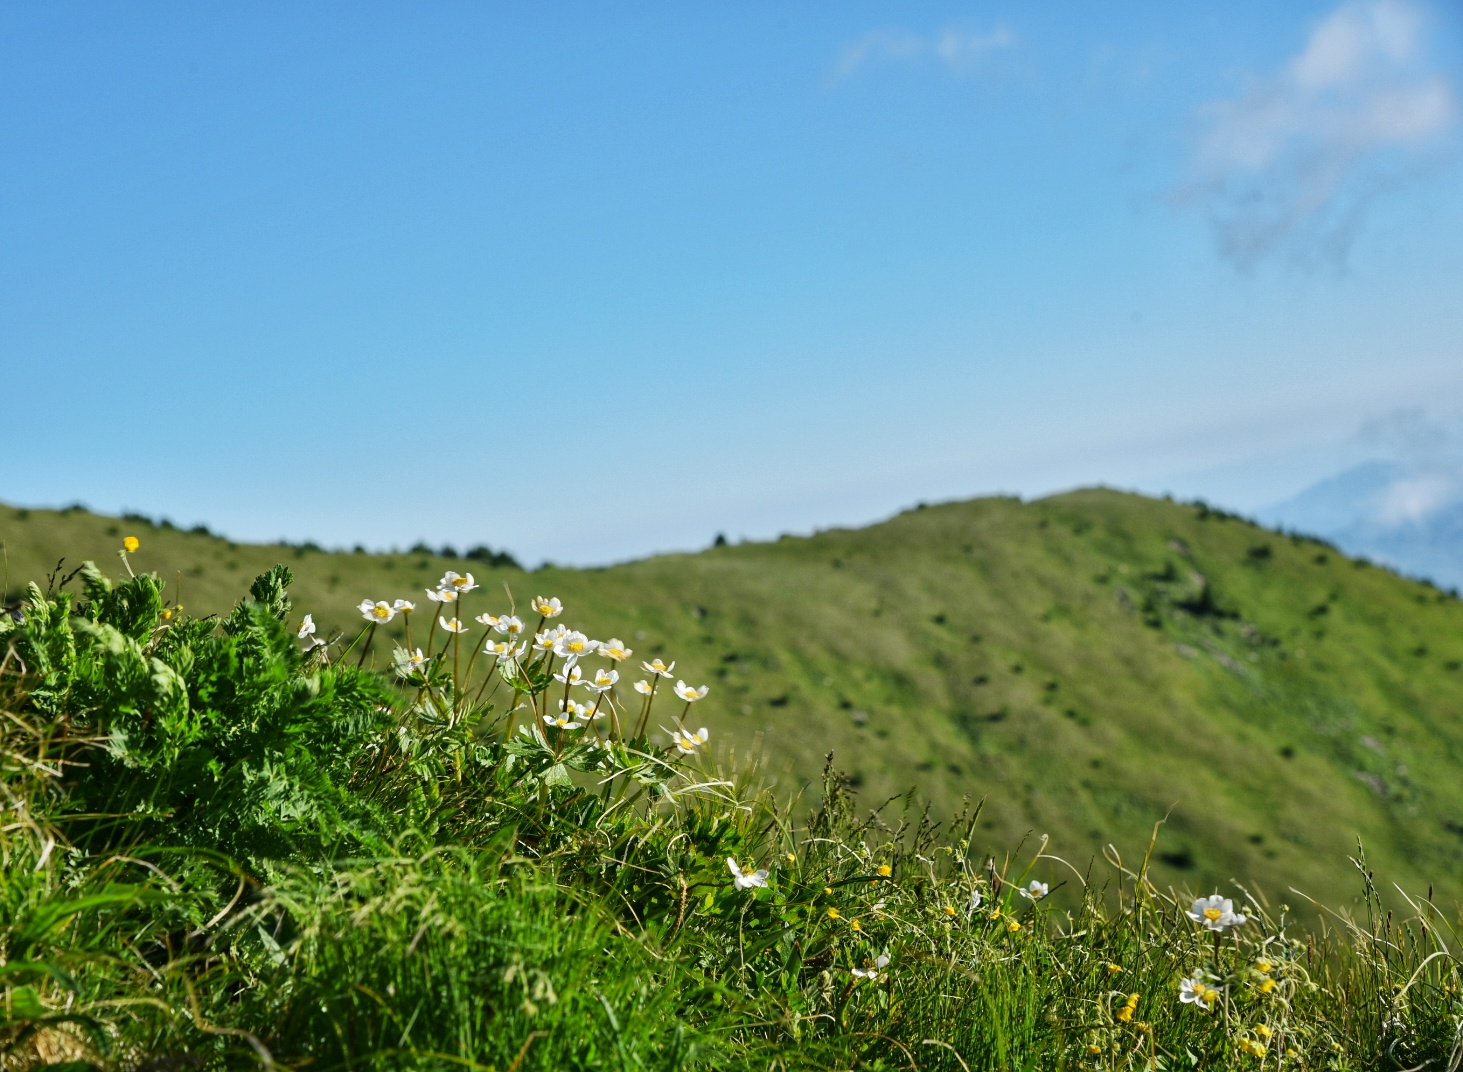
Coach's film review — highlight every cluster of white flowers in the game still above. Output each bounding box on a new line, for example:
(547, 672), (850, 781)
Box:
(1175, 895), (1250, 1013)
(340, 581), (715, 752)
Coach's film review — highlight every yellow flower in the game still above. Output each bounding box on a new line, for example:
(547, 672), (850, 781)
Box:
(161, 608), (173, 621)
(1007, 919), (1022, 932)
(1258, 978), (1277, 994)
(944, 905), (957, 917)
(827, 907), (841, 920)
(824, 887), (833, 896)
(785, 853), (796, 864)
(1255, 1024), (1272, 1039)
(1239, 1038), (1266, 1057)
(1116, 993), (1139, 1022)
(123, 536), (140, 553)
(876, 864), (892, 877)
(990, 907), (1002, 920)
(1255, 959), (1274, 973)
(1106, 963), (1123, 975)
(850, 919), (862, 932)
(1086, 1044), (1103, 1055)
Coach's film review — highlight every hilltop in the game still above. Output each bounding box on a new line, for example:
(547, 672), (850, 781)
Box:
(4, 488), (1463, 910)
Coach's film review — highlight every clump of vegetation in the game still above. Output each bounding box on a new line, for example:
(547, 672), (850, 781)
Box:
(2, 540), (1461, 1069)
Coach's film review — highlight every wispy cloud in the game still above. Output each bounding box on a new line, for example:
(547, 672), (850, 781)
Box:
(1176, 0), (1456, 270)
(832, 26), (1016, 83)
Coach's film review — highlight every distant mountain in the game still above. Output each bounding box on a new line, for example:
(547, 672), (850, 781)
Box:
(1260, 461), (1463, 590)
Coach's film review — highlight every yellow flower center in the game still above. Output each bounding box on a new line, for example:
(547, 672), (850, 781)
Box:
(1204, 908), (1223, 921)
(876, 865), (892, 877)
(374, 606), (390, 619)
(827, 908), (840, 920)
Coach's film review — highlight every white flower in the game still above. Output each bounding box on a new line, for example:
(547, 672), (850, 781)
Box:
(543, 699), (589, 729)
(1018, 879), (1049, 901)
(394, 647), (428, 675)
(633, 679), (654, 695)
(531, 596), (563, 618)
(393, 599), (416, 614)
(852, 953), (891, 981)
(485, 640), (526, 663)
(553, 664), (585, 687)
(534, 625), (567, 652)
(673, 680), (709, 703)
(968, 888), (983, 912)
(1187, 895), (1247, 932)
(553, 630), (598, 661)
(297, 614), (317, 640)
(439, 617), (469, 634)
(439, 571), (477, 594)
(586, 668), (619, 694)
(599, 638), (633, 662)
(670, 726), (709, 754)
(359, 599), (396, 623)
(478, 613), (524, 636)
(1179, 970), (1220, 1009)
(425, 588), (457, 604)
(642, 658), (675, 678)
(727, 858), (769, 890)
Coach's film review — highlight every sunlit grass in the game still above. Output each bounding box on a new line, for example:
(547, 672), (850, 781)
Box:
(2, 550), (1461, 1069)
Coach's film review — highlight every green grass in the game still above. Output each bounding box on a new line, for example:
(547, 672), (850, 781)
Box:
(2, 559), (1461, 1070)
(5, 488), (1463, 914)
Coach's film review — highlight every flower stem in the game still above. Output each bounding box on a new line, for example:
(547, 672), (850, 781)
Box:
(356, 623), (377, 669)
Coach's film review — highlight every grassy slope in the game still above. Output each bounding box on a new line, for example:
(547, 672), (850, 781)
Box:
(4, 488), (1463, 910)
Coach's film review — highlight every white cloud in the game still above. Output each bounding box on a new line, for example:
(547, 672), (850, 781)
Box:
(1177, 0), (1455, 269)
(832, 25), (1016, 83)
(1373, 472), (1459, 524)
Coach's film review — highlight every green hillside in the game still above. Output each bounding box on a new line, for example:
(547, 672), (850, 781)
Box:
(5, 488), (1463, 910)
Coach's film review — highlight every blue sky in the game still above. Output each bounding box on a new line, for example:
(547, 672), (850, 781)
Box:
(3, 2), (1461, 563)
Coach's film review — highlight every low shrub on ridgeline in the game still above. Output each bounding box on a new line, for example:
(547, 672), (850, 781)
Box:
(1, 543), (1461, 1070)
